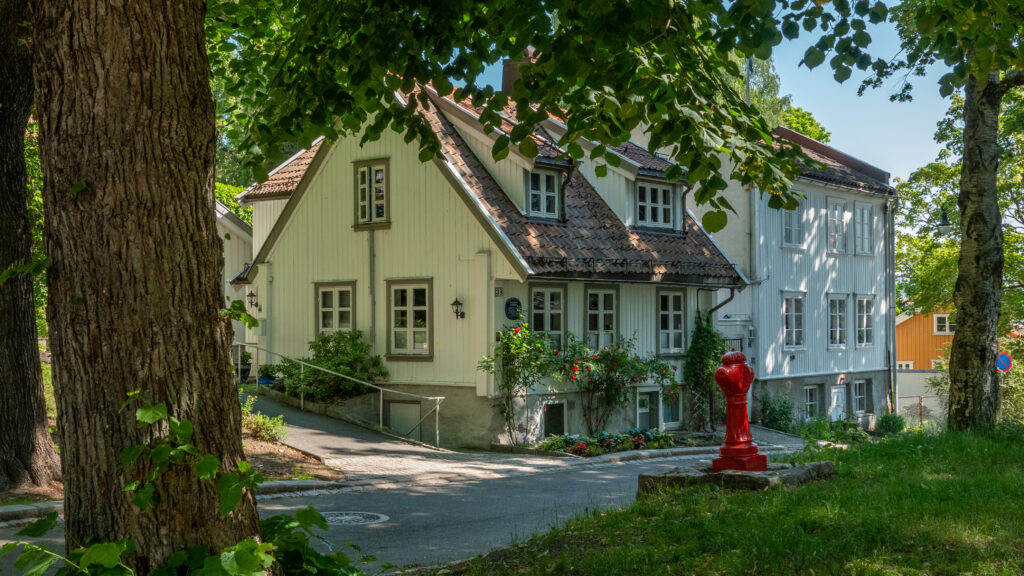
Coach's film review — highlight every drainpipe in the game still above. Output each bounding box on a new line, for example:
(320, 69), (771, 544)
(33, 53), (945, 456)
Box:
(708, 287), (736, 316)
(885, 198), (898, 413)
(369, 230), (377, 346)
(265, 262), (274, 355)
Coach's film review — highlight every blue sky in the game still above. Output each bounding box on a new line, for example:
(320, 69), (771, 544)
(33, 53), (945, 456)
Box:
(476, 20), (952, 183)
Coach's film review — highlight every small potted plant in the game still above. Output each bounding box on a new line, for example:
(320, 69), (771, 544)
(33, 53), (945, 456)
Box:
(237, 350), (253, 380)
(257, 364), (277, 386)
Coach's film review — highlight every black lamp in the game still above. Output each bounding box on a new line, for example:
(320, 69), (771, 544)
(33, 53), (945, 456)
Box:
(937, 207), (953, 235)
(246, 290), (260, 309)
(451, 298), (465, 319)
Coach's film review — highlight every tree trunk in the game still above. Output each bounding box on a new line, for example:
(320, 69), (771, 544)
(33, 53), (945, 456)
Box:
(947, 74), (1005, 430)
(0, 0), (62, 491)
(32, 1), (260, 570)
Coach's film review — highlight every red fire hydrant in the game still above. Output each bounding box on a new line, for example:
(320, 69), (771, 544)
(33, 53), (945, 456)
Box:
(713, 351), (767, 472)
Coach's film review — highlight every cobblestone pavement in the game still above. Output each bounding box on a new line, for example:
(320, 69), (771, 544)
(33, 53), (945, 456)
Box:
(252, 395), (804, 489)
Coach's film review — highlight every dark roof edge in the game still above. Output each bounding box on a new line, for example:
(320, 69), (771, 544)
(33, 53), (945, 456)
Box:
(775, 126), (891, 185)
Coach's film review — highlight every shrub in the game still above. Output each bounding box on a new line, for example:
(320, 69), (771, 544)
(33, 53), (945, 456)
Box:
(798, 417), (869, 444)
(240, 394), (288, 442)
(682, 313), (727, 431)
(478, 320), (553, 445)
(272, 330), (387, 402)
(878, 412), (905, 435)
(760, 389), (795, 432)
(538, 428), (674, 456)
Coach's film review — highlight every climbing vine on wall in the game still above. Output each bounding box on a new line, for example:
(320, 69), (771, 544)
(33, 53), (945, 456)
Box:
(682, 313), (727, 432)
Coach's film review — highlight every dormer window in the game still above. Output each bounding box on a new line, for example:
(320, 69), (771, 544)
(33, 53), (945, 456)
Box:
(637, 183), (673, 228)
(528, 169), (560, 219)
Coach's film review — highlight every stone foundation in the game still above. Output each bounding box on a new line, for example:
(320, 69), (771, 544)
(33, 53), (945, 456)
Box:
(637, 460), (835, 497)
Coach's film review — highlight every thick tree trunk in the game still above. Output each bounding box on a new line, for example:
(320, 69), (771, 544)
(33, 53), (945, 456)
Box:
(32, 1), (260, 570)
(947, 74), (1005, 430)
(0, 0), (62, 491)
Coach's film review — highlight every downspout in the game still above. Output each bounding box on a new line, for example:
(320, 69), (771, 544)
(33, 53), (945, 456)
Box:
(708, 287), (736, 316)
(748, 186), (760, 420)
(885, 198), (898, 413)
(265, 262), (274, 355)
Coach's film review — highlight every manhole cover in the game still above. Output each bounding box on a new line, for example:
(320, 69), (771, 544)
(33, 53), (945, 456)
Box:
(320, 512), (389, 526)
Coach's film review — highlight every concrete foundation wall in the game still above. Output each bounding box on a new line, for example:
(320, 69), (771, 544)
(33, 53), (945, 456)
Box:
(753, 370), (890, 431)
(896, 370), (947, 425)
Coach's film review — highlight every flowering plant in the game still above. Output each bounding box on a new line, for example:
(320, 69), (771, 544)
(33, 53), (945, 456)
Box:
(478, 319), (553, 445)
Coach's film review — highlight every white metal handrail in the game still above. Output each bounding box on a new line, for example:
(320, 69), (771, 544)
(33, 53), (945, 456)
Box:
(232, 342), (445, 447)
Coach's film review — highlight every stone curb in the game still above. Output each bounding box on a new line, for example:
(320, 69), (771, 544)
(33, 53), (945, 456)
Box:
(0, 501), (63, 525)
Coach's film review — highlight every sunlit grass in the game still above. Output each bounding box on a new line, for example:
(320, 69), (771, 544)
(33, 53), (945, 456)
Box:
(437, 430), (1024, 575)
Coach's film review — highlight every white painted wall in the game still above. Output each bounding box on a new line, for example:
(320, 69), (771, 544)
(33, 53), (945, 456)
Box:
(215, 204), (253, 342)
(251, 199), (287, 254)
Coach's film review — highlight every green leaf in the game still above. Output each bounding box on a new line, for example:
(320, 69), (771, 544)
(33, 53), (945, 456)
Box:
(120, 445), (146, 468)
(701, 210), (729, 233)
(68, 180), (87, 197)
(136, 403), (167, 426)
(296, 506), (329, 531)
(517, 137), (538, 158)
(834, 65), (852, 83)
(123, 480), (141, 491)
(17, 512), (58, 538)
(782, 20), (799, 40)
(14, 545), (58, 576)
(492, 134), (510, 161)
(219, 484), (244, 517)
(79, 542), (124, 569)
(594, 164), (607, 178)
(567, 142), (584, 159)
(131, 484), (156, 509)
(0, 542), (17, 559)
(169, 417), (194, 442)
(197, 454), (221, 479)
(803, 47), (826, 69)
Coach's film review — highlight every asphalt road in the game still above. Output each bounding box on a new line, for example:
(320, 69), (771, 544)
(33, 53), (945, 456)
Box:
(0, 453), (716, 573)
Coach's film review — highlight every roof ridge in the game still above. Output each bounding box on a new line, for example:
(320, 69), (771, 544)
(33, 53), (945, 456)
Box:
(775, 126), (891, 186)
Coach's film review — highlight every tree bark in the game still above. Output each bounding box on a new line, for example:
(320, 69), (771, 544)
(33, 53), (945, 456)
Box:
(0, 0), (62, 491)
(947, 74), (1005, 430)
(32, 1), (260, 570)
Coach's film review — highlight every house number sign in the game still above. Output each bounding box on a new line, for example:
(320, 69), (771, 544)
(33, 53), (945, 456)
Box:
(504, 298), (522, 320)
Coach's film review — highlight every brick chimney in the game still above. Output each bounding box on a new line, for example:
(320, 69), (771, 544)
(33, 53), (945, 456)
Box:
(501, 47), (538, 93)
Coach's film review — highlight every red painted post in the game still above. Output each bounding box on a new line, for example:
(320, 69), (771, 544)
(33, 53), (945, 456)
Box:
(712, 351), (767, 472)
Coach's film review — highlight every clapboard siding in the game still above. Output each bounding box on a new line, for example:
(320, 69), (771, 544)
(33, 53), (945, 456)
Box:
(755, 179), (891, 377)
(215, 213), (253, 342)
(257, 128), (521, 391)
(251, 199), (287, 254)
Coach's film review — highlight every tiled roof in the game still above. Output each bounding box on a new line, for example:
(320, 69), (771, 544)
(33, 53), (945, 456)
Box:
(775, 127), (895, 195)
(238, 139), (324, 201)
(425, 97), (743, 286)
(447, 97), (566, 162)
(610, 141), (675, 177)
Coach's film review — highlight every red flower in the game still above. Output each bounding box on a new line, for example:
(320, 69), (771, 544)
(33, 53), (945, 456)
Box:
(586, 365), (592, 371)
(571, 374), (577, 380)
(554, 350), (560, 356)
(591, 355), (598, 360)
(513, 327), (521, 334)
(672, 365), (678, 371)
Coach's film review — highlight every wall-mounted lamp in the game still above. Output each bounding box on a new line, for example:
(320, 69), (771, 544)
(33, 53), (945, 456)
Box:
(451, 298), (465, 319)
(937, 207), (953, 235)
(246, 290), (260, 309)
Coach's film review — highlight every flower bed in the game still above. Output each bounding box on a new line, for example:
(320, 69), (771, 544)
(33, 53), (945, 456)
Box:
(537, 428), (675, 457)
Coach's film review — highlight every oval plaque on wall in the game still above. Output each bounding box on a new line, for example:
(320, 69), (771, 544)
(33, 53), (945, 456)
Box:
(504, 297), (522, 321)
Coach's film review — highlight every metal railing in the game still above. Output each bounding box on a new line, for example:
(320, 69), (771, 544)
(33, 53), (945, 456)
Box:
(232, 342), (446, 448)
(898, 394), (945, 427)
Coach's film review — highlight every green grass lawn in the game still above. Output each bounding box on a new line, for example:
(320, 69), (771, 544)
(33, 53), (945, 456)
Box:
(437, 430), (1024, 575)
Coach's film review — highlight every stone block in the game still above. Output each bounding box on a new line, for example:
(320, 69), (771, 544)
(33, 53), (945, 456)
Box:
(637, 460), (835, 497)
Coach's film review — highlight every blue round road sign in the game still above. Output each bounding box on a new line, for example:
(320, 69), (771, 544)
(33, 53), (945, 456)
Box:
(997, 352), (1013, 372)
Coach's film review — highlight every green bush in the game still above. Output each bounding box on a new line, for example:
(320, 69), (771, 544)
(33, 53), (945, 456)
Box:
(798, 417), (869, 444)
(240, 395), (288, 442)
(760, 389), (795, 432)
(878, 412), (906, 435)
(268, 330), (387, 402)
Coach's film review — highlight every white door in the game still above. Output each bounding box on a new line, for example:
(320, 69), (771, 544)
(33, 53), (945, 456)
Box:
(830, 386), (847, 422)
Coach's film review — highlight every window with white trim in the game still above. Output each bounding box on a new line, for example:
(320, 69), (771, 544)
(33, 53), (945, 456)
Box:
(934, 314), (956, 335)
(782, 203), (804, 247)
(317, 285), (354, 335)
(855, 202), (873, 254)
(637, 184), (673, 228)
(528, 170), (560, 219)
(658, 291), (686, 354)
(356, 161), (388, 224)
(828, 295), (847, 347)
(389, 282), (431, 356)
(897, 361), (914, 370)
(531, 287), (565, 346)
(853, 380), (867, 413)
(827, 198), (847, 253)
(586, 288), (617, 349)
(857, 296), (875, 346)
(803, 386), (819, 417)
(783, 294), (805, 348)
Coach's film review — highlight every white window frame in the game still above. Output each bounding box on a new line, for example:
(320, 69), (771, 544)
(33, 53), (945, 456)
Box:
(528, 169), (560, 219)
(856, 295), (875, 347)
(388, 280), (432, 357)
(316, 283), (355, 335)
(827, 198), (847, 254)
(636, 182), (674, 229)
(783, 292), (806, 349)
(355, 160), (389, 225)
(855, 202), (873, 254)
(897, 361), (914, 370)
(853, 380), (867, 414)
(934, 314), (956, 335)
(782, 202), (805, 248)
(585, 287), (617, 349)
(803, 386), (819, 418)
(657, 290), (686, 355)
(530, 286), (565, 347)
(827, 294), (848, 348)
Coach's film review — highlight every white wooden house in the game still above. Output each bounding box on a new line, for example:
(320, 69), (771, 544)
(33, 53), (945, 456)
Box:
(678, 129), (899, 429)
(215, 200), (253, 343)
(234, 89), (750, 448)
